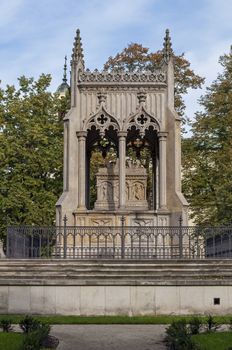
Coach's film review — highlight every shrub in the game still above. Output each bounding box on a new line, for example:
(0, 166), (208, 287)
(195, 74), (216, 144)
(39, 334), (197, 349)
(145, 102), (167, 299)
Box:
(0, 319), (13, 332)
(229, 318), (232, 331)
(21, 323), (51, 350)
(19, 315), (40, 333)
(165, 319), (198, 350)
(22, 332), (40, 350)
(189, 317), (202, 335)
(205, 314), (220, 333)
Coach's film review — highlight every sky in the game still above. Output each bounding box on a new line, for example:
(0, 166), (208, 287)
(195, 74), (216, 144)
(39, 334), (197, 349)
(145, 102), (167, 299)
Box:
(0, 0), (232, 125)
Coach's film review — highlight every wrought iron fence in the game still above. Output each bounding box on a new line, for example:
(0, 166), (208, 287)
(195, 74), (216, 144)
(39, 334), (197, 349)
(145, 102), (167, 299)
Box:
(6, 220), (232, 259)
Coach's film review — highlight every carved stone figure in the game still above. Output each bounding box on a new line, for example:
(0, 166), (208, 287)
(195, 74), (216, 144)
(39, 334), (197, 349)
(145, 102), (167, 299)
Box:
(132, 182), (144, 201)
(101, 182), (113, 201)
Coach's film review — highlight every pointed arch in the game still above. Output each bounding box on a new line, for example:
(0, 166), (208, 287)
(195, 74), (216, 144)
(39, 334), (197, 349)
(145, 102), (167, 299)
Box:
(124, 106), (160, 137)
(84, 105), (120, 137)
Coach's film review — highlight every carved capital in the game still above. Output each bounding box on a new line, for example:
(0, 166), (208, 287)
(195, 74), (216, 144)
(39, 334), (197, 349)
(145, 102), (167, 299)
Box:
(158, 131), (168, 140)
(76, 131), (87, 138)
(118, 131), (128, 138)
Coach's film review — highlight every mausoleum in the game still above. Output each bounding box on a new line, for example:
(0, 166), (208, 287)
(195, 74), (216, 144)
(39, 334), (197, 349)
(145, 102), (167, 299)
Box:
(56, 29), (188, 227)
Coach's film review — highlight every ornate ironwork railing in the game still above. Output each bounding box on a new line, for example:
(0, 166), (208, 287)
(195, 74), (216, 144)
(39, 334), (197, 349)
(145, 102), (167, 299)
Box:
(6, 222), (232, 259)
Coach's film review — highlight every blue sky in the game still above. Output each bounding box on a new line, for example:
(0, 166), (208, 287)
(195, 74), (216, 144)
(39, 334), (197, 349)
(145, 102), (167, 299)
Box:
(0, 0), (232, 122)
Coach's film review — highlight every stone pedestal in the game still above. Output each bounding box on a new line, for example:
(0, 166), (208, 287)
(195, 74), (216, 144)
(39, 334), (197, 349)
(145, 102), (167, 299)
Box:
(94, 161), (148, 211)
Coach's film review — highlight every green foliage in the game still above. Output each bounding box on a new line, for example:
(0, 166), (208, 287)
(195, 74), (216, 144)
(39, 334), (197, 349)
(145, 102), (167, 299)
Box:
(0, 74), (68, 240)
(22, 332), (41, 350)
(0, 319), (13, 332)
(104, 43), (204, 123)
(189, 317), (202, 335)
(19, 315), (41, 333)
(182, 48), (232, 225)
(165, 319), (198, 349)
(0, 314), (232, 325)
(0, 333), (24, 350)
(19, 316), (51, 350)
(21, 323), (51, 350)
(229, 318), (232, 331)
(205, 315), (220, 333)
(192, 332), (232, 350)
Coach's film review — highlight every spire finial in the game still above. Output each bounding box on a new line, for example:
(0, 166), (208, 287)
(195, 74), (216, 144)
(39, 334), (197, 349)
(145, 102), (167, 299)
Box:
(163, 29), (173, 62)
(63, 55), (67, 83)
(71, 28), (84, 67)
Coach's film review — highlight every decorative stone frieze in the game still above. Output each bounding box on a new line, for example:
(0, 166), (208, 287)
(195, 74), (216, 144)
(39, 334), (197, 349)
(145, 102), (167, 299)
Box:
(78, 70), (166, 84)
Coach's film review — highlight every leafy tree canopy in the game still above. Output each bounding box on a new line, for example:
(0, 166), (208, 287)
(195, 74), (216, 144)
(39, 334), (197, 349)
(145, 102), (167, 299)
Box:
(182, 49), (232, 225)
(0, 74), (66, 239)
(104, 43), (205, 124)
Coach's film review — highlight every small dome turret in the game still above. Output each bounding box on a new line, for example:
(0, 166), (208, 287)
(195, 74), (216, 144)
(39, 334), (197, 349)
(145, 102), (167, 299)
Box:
(57, 56), (70, 97)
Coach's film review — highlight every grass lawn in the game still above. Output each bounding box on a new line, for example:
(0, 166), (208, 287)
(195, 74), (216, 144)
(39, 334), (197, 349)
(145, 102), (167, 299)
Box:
(0, 333), (24, 350)
(0, 314), (232, 324)
(192, 332), (232, 350)
(0, 332), (53, 350)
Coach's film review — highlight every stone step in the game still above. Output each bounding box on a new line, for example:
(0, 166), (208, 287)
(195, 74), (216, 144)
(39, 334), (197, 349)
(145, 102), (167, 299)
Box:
(0, 266), (231, 272)
(0, 271), (230, 278)
(0, 266), (232, 273)
(2, 258), (232, 264)
(1, 259), (232, 266)
(1, 259), (232, 287)
(1, 274), (232, 281)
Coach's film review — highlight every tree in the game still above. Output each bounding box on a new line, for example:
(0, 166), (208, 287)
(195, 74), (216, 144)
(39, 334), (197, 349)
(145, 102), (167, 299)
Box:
(182, 48), (232, 225)
(104, 43), (204, 123)
(0, 74), (66, 239)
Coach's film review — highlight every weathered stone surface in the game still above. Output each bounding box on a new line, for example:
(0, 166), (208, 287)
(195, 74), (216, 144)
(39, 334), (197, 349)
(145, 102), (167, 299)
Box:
(56, 30), (188, 228)
(0, 240), (5, 259)
(1, 260), (232, 315)
(95, 161), (148, 210)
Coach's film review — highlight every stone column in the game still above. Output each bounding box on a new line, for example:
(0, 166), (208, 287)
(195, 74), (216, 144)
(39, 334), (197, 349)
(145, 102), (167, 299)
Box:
(158, 132), (168, 210)
(118, 131), (127, 209)
(0, 240), (5, 258)
(77, 131), (87, 210)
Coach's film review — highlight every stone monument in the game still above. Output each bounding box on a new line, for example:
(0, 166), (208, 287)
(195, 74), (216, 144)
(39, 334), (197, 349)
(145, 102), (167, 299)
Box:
(56, 29), (188, 227)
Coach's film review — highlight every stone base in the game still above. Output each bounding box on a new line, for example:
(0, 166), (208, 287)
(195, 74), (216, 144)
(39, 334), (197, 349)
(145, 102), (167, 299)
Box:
(1, 259), (232, 315)
(73, 210), (171, 226)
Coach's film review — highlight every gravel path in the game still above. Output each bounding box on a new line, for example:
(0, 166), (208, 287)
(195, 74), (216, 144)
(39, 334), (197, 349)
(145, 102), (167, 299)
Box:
(51, 324), (167, 350)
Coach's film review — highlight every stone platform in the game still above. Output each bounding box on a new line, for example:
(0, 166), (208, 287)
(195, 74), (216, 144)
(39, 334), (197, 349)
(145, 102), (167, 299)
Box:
(0, 259), (232, 315)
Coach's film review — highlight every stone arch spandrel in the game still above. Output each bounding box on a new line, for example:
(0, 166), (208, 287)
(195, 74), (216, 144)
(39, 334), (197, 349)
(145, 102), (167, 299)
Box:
(124, 106), (160, 136)
(83, 105), (120, 136)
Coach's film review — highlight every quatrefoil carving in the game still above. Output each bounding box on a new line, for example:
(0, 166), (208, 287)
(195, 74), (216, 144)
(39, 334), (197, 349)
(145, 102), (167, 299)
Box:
(85, 106), (119, 137)
(126, 106), (160, 137)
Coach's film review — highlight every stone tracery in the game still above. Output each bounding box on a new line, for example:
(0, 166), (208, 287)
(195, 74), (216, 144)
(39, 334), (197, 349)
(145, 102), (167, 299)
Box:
(56, 28), (189, 228)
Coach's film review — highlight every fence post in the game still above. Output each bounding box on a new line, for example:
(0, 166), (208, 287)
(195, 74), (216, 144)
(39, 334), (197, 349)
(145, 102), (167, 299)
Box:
(63, 215), (67, 259)
(121, 216), (125, 259)
(6, 226), (10, 258)
(179, 215), (183, 258)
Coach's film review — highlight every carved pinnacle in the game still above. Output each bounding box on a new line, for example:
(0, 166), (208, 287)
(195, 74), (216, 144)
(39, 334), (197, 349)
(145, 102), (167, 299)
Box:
(71, 28), (85, 66)
(163, 29), (173, 62)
